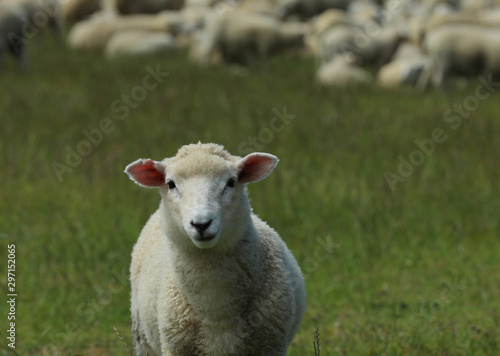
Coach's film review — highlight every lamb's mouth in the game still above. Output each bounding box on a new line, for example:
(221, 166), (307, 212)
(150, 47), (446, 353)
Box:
(196, 234), (216, 242)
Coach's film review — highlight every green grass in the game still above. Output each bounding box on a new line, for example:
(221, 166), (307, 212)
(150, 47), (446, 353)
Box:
(1, 37), (499, 355)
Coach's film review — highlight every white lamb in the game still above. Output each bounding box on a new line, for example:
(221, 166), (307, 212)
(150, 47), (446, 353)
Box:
(125, 143), (306, 356)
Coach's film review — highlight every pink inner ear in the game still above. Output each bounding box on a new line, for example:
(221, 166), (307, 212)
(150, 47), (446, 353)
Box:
(126, 159), (165, 187)
(238, 154), (278, 184)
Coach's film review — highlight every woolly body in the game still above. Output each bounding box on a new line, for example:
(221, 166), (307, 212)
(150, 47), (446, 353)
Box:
(126, 143), (306, 356)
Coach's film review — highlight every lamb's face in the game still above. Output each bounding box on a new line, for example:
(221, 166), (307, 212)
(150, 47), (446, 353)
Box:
(125, 143), (279, 251)
(162, 159), (242, 249)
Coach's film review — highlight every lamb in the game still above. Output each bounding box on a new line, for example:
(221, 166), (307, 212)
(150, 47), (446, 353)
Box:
(0, 1), (28, 67)
(125, 143), (306, 356)
(189, 10), (306, 65)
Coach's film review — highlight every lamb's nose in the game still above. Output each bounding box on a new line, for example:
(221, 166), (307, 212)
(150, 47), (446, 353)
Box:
(190, 220), (212, 235)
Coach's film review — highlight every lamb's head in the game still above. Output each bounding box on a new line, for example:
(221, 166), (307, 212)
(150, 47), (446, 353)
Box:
(125, 143), (278, 251)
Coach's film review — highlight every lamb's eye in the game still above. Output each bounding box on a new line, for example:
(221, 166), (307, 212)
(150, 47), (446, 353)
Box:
(167, 180), (176, 190)
(226, 177), (236, 188)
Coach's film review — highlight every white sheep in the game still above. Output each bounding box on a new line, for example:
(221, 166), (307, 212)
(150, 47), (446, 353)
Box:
(421, 24), (500, 87)
(189, 10), (306, 65)
(67, 11), (182, 51)
(125, 143), (306, 356)
(347, 0), (381, 25)
(316, 52), (372, 86)
(305, 8), (347, 56)
(319, 23), (403, 69)
(105, 30), (176, 58)
(0, 1), (28, 67)
(376, 42), (430, 88)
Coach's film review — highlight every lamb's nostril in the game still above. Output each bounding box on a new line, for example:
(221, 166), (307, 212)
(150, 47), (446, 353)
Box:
(190, 220), (212, 234)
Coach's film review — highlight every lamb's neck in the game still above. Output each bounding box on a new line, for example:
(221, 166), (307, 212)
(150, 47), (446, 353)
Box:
(168, 230), (263, 320)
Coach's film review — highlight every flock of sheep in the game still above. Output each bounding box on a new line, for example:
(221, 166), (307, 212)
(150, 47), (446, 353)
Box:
(2, 0), (500, 88)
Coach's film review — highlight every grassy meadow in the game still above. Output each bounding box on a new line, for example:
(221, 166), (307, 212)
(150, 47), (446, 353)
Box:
(1, 36), (499, 355)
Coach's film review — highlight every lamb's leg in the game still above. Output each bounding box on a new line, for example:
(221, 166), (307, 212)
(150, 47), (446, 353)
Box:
(132, 319), (158, 356)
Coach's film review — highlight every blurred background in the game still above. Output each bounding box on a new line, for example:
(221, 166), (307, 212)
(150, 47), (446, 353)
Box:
(1, 0), (500, 355)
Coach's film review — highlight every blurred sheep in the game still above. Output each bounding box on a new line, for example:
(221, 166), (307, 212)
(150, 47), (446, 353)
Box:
(189, 10), (306, 65)
(67, 11), (182, 51)
(347, 0), (381, 25)
(305, 9), (347, 56)
(316, 52), (372, 86)
(376, 42), (430, 88)
(420, 24), (500, 87)
(105, 30), (176, 57)
(320, 23), (403, 69)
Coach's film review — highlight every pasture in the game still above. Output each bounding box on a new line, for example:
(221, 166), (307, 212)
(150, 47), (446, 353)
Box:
(1, 37), (499, 355)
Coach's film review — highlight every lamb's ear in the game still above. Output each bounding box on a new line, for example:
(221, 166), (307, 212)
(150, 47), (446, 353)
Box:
(237, 153), (279, 184)
(125, 159), (166, 188)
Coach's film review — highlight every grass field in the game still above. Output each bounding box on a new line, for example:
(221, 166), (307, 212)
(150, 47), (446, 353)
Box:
(1, 37), (499, 355)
